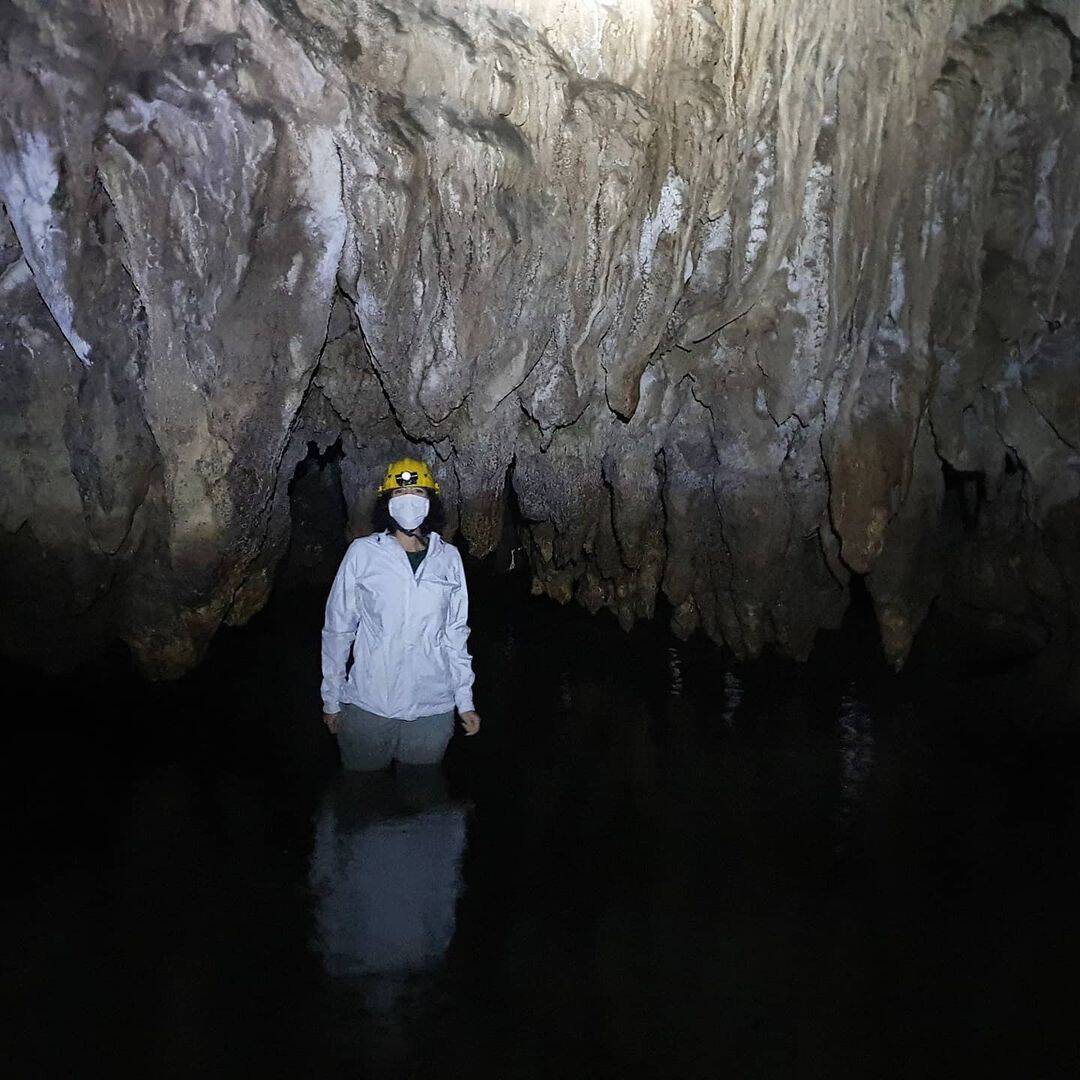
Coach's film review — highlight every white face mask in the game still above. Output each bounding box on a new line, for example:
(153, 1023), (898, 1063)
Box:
(388, 492), (430, 531)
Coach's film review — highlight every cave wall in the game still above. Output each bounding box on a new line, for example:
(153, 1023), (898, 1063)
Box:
(1, 0), (1078, 676)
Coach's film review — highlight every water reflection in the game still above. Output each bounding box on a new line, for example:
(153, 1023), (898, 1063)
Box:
(720, 669), (743, 726)
(837, 684), (875, 819)
(9, 573), (1077, 1078)
(308, 769), (468, 989)
(667, 645), (683, 695)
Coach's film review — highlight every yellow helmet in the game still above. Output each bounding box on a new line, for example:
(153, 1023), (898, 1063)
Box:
(377, 457), (441, 495)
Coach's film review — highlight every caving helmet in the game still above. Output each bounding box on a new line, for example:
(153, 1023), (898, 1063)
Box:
(377, 457), (441, 495)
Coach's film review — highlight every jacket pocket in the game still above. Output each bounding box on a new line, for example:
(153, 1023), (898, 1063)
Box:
(417, 577), (454, 622)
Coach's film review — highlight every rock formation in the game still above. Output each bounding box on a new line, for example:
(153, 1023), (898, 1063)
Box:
(1, 0), (1078, 680)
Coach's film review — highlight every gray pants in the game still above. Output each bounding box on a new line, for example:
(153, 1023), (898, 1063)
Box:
(336, 703), (455, 771)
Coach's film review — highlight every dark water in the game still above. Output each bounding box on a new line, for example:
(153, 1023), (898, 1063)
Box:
(5, 564), (1078, 1078)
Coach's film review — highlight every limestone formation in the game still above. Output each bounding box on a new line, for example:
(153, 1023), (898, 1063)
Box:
(1, 0), (1078, 680)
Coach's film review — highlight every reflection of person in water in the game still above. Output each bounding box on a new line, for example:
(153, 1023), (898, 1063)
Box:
(309, 769), (468, 979)
(320, 458), (481, 770)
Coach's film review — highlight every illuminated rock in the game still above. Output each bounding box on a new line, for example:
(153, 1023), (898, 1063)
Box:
(1, 1), (1077, 674)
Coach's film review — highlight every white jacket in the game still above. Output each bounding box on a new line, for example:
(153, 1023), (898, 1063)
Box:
(321, 531), (476, 720)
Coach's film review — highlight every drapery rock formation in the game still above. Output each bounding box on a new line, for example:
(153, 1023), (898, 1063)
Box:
(2, 0), (1078, 679)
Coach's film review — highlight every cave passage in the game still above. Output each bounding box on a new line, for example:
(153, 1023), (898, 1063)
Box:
(5, 555), (1078, 1078)
(4, 3), (1079, 1071)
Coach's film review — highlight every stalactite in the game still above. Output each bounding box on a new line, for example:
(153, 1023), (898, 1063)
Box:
(1, 1), (1077, 676)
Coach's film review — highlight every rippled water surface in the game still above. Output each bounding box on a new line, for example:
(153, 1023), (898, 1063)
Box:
(6, 564), (1078, 1078)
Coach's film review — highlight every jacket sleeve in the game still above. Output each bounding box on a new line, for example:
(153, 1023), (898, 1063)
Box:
(445, 549), (477, 714)
(321, 543), (362, 714)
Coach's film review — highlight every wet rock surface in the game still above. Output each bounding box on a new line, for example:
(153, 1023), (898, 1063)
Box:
(1, 0), (1078, 677)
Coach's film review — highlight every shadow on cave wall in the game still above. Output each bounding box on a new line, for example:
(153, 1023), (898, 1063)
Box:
(276, 439), (349, 594)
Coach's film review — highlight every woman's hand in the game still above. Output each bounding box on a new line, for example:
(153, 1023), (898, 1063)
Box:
(322, 711), (341, 734)
(459, 710), (481, 736)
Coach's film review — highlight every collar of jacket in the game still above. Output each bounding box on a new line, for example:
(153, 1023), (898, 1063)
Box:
(374, 529), (446, 583)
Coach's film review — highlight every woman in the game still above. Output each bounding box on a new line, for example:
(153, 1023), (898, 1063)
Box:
(320, 457), (481, 770)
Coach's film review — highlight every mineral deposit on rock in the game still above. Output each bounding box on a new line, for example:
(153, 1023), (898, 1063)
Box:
(1, 0), (1077, 681)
